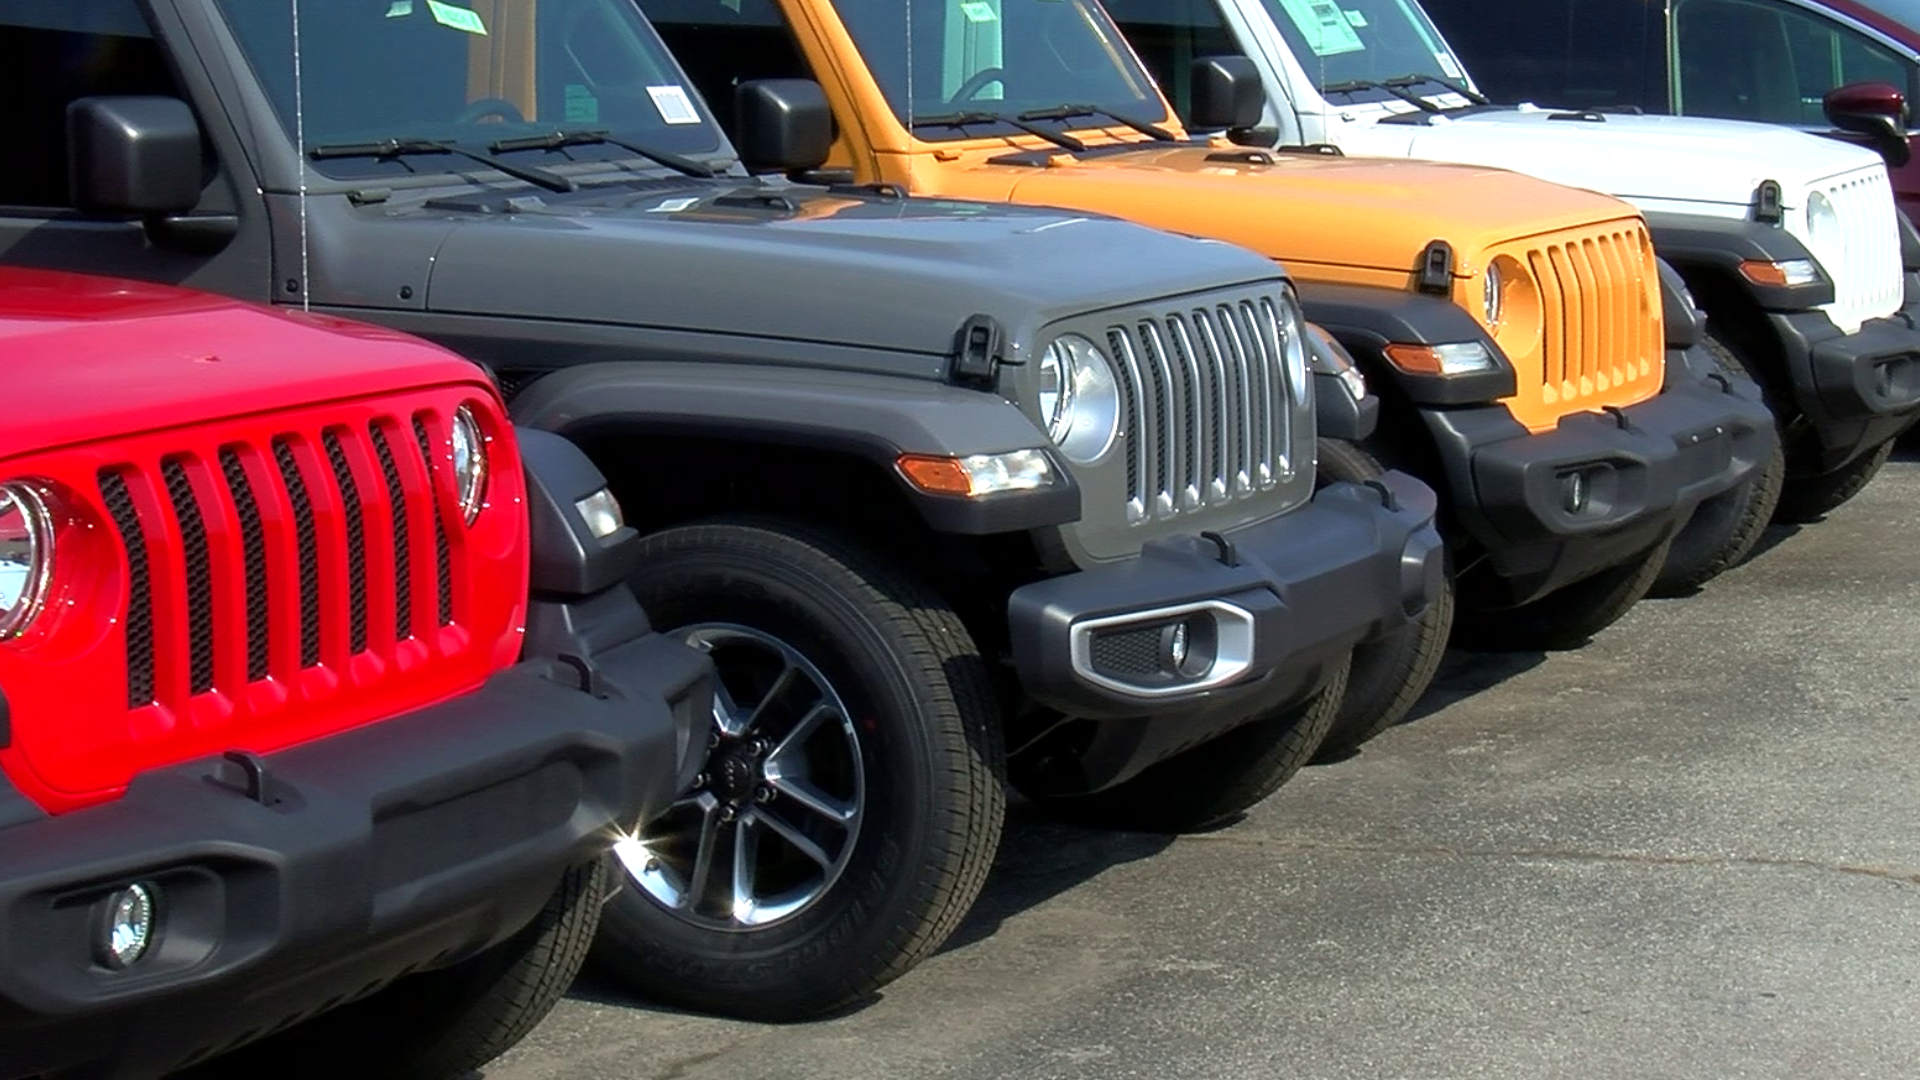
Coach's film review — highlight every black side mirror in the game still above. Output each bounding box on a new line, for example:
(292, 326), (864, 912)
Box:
(735, 79), (833, 174)
(67, 96), (204, 215)
(1188, 56), (1265, 133)
(1824, 81), (1912, 167)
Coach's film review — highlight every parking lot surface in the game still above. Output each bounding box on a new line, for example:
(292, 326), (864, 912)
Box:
(491, 448), (1920, 1080)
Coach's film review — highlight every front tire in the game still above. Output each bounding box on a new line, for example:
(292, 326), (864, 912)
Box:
(1454, 536), (1672, 652)
(1775, 438), (1896, 523)
(185, 860), (605, 1080)
(595, 519), (1005, 1021)
(1026, 658), (1349, 833)
(1311, 438), (1453, 761)
(1652, 330), (1785, 595)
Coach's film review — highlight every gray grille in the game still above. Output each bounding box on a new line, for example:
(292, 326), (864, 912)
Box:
(1108, 296), (1295, 525)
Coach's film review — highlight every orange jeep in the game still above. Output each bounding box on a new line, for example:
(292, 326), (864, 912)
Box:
(641, 0), (1775, 755)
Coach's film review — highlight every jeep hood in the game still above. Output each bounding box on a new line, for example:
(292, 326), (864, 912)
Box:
(944, 145), (1640, 276)
(1340, 106), (1887, 211)
(0, 268), (477, 461)
(411, 182), (1285, 358)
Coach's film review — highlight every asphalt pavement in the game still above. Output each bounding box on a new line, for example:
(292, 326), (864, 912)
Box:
(491, 446), (1920, 1080)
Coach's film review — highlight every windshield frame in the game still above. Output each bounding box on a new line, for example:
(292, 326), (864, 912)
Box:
(201, 0), (739, 191)
(818, 0), (1183, 148)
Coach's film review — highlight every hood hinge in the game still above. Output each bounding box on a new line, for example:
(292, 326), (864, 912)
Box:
(1418, 240), (1456, 296)
(952, 314), (1012, 386)
(1752, 180), (1785, 226)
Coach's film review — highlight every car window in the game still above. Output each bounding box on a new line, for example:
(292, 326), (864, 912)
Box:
(0, 0), (182, 209)
(1675, 0), (1911, 124)
(1416, 0), (1666, 111)
(213, 0), (726, 180)
(1102, 0), (1249, 123)
(1246, 0), (1464, 101)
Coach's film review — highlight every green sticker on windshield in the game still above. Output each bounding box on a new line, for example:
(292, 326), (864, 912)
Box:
(960, 1), (998, 22)
(565, 84), (599, 123)
(427, 0), (487, 34)
(1274, 0), (1364, 56)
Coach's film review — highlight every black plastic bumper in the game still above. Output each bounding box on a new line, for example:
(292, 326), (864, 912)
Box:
(1425, 365), (1774, 606)
(0, 622), (709, 1080)
(1766, 296), (1920, 474)
(1008, 471), (1441, 724)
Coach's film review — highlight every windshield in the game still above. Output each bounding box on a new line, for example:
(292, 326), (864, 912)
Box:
(1259, 0), (1471, 101)
(214, 0), (727, 179)
(825, 0), (1166, 138)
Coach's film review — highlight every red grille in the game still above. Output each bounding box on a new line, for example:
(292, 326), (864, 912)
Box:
(99, 416), (461, 715)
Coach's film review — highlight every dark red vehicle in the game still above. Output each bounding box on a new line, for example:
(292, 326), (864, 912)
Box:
(0, 268), (709, 1080)
(1424, 0), (1920, 210)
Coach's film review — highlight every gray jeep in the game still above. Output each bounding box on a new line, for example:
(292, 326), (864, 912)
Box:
(0, 0), (1440, 1023)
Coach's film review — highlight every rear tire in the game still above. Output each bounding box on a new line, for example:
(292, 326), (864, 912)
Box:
(1454, 536), (1672, 652)
(1776, 438), (1896, 523)
(593, 519), (1004, 1021)
(185, 860), (604, 1080)
(1311, 438), (1453, 760)
(1025, 658), (1349, 833)
(1652, 330), (1785, 595)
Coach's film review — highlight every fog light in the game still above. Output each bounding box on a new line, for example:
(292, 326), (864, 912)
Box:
(1164, 621), (1190, 669)
(1561, 471), (1590, 515)
(575, 487), (624, 540)
(97, 883), (157, 970)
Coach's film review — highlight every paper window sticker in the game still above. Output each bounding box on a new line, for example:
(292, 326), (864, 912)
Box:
(386, 0), (414, 17)
(960, 1), (999, 22)
(647, 85), (703, 125)
(564, 85), (600, 122)
(1436, 52), (1464, 79)
(648, 197), (702, 213)
(427, 0), (487, 34)
(1274, 0), (1365, 56)
(1343, 8), (1368, 27)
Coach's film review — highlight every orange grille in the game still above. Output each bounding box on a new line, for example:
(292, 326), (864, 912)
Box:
(1496, 221), (1663, 432)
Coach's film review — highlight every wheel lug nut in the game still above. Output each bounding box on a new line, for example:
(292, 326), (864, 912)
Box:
(707, 731), (722, 749)
(718, 806), (737, 824)
(754, 785), (776, 804)
(748, 739), (770, 757)
(692, 773), (709, 790)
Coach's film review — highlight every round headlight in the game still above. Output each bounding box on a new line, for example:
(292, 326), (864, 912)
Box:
(1807, 190), (1840, 249)
(449, 406), (490, 525)
(1482, 260), (1504, 331)
(1278, 289), (1311, 399)
(0, 483), (56, 640)
(1038, 334), (1121, 464)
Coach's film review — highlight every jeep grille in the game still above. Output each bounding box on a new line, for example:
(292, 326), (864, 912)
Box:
(1108, 296), (1297, 525)
(1495, 219), (1663, 431)
(1805, 166), (1904, 335)
(99, 411), (464, 714)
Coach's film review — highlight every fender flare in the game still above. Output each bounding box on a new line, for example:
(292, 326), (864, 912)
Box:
(509, 361), (1081, 535)
(1644, 211), (1835, 311)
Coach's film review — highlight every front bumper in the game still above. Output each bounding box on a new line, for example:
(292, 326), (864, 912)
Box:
(1008, 470), (1441, 724)
(1425, 362), (1775, 606)
(1767, 293), (1920, 473)
(0, 618), (709, 1080)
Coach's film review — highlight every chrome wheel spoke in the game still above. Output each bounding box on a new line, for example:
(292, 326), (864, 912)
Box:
(746, 661), (801, 731)
(712, 678), (751, 738)
(682, 800), (724, 911)
(766, 703), (835, 767)
(769, 774), (857, 825)
(730, 817), (762, 923)
(751, 807), (835, 871)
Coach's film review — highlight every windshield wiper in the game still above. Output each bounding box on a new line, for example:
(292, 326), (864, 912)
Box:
(309, 138), (575, 192)
(910, 111), (1087, 153)
(489, 129), (717, 179)
(1017, 104), (1178, 142)
(1383, 72), (1490, 106)
(1321, 79), (1442, 114)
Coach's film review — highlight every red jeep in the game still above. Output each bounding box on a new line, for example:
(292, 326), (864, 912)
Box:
(0, 268), (709, 1080)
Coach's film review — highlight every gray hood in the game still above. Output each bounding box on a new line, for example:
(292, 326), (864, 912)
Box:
(412, 180), (1285, 357)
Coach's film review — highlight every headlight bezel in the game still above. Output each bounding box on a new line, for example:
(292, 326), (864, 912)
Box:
(1277, 288), (1312, 403)
(449, 404), (491, 526)
(0, 482), (57, 641)
(1482, 259), (1504, 331)
(1036, 333), (1122, 465)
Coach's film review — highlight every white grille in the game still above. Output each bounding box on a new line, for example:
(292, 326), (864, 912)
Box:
(1792, 165), (1904, 335)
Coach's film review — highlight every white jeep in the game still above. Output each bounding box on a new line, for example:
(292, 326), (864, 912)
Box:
(1109, 0), (1920, 523)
